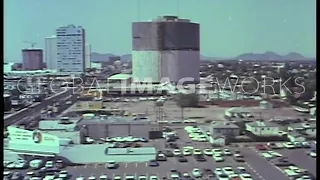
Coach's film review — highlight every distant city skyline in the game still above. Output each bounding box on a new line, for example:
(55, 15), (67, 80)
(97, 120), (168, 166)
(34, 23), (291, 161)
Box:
(4, 0), (316, 62)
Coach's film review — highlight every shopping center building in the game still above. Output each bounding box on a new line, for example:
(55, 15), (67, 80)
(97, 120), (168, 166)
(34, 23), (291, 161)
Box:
(6, 126), (157, 165)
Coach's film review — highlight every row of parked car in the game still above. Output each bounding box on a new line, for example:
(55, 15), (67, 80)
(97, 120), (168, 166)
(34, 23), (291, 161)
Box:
(156, 146), (246, 164)
(255, 141), (313, 151)
(165, 166), (254, 180)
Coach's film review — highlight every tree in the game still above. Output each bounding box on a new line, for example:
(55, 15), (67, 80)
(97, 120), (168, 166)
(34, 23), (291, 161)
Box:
(175, 93), (200, 120)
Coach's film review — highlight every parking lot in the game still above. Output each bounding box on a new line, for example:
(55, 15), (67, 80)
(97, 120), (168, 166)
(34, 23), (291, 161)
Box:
(4, 122), (316, 180)
(243, 143), (317, 180)
(66, 154), (263, 179)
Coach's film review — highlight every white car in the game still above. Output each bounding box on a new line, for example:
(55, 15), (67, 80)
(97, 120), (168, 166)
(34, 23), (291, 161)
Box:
(107, 161), (118, 168)
(138, 175), (147, 180)
(170, 174), (180, 180)
(203, 149), (213, 156)
(45, 161), (54, 168)
(283, 142), (295, 149)
(222, 167), (234, 175)
(88, 176), (96, 180)
(3, 171), (11, 176)
(223, 149), (232, 156)
(240, 173), (253, 180)
(173, 149), (181, 156)
(182, 173), (191, 178)
(99, 175), (108, 180)
(183, 149), (192, 156)
(288, 166), (302, 173)
(214, 154), (224, 162)
(267, 151), (282, 157)
(212, 149), (223, 155)
(309, 150), (316, 158)
(214, 168), (224, 175)
(192, 168), (202, 178)
(58, 170), (69, 179)
(149, 175), (159, 180)
(229, 174), (240, 179)
(193, 149), (202, 155)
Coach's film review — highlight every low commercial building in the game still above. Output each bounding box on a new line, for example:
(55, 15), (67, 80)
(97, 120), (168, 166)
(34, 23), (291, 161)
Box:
(59, 145), (156, 164)
(107, 74), (132, 86)
(76, 101), (103, 110)
(245, 120), (280, 136)
(210, 121), (240, 137)
(287, 122), (316, 138)
(209, 135), (226, 147)
(7, 126), (60, 156)
(287, 131), (306, 142)
(6, 126), (157, 164)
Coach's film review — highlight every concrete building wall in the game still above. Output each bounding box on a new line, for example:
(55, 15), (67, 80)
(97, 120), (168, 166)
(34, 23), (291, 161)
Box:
(56, 24), (86, 72)
(22, 49), (44, 70)
(45, 36), (57, 70)
(132, 50), (199, 82)
(132, 51), (160, 82)
(85, 44), (91, 69)
(132, 21), (199, 50)
(132, 16), (200, 83)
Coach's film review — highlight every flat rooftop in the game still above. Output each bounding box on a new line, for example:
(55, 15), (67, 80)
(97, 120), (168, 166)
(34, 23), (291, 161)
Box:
(59, 145), (156, 164)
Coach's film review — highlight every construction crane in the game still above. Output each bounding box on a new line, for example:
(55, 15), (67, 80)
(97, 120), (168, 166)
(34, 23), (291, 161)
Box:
(23, 41), (37, 49)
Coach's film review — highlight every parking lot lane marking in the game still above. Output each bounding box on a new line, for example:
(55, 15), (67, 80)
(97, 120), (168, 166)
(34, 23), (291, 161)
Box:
(124, 173), (126, 178)
(135, 163), (138, 167)
(84, 164), (87, 168)
(125, 163), (128, 168)
(245, 162), (266, 180)
(145, 162), (148, 167)
(94, 163), (98, 168)
(73, 166), (77, 169)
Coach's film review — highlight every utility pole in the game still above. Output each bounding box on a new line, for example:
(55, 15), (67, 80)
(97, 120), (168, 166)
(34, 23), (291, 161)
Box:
(128, 124), (131, 136)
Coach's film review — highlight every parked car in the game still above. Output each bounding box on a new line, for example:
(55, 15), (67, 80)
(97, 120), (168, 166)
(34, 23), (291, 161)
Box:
(148, 160), (159, 167)
(156, 153), (167, 161)
(255, 144), (268, 151)
(177, 156), (188, 163)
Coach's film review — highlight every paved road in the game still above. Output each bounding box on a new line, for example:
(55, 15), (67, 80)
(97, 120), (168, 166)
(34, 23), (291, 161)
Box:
(277, 149), (317, 176)
(240, 147), (290, 180)
(4, 89), (73, 127)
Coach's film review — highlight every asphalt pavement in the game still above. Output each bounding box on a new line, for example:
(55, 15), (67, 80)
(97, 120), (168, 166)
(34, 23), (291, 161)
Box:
(4, 89), (73, 127)
(239, 147), (291, 180)
(66, 154), (263, 180)
(276, 148), (317, 176)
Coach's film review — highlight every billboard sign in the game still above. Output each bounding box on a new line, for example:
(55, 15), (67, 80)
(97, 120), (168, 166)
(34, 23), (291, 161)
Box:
(7, 126), (60, 154)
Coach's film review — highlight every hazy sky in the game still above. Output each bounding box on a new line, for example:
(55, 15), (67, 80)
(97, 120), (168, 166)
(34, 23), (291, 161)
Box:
(5, 0), (316, 62)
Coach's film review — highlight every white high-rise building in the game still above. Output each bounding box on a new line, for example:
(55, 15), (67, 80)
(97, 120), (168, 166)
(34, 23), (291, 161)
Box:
(56, 24), (85, 72)
(85, 44), (91, 69)
(44, 36), (57, 70)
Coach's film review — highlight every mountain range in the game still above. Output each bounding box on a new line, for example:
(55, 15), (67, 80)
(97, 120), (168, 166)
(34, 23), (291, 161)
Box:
(91, 51), (315, 62)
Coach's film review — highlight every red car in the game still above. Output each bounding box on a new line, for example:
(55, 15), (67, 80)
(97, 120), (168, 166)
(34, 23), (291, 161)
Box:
(255, 144), (268, 150)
